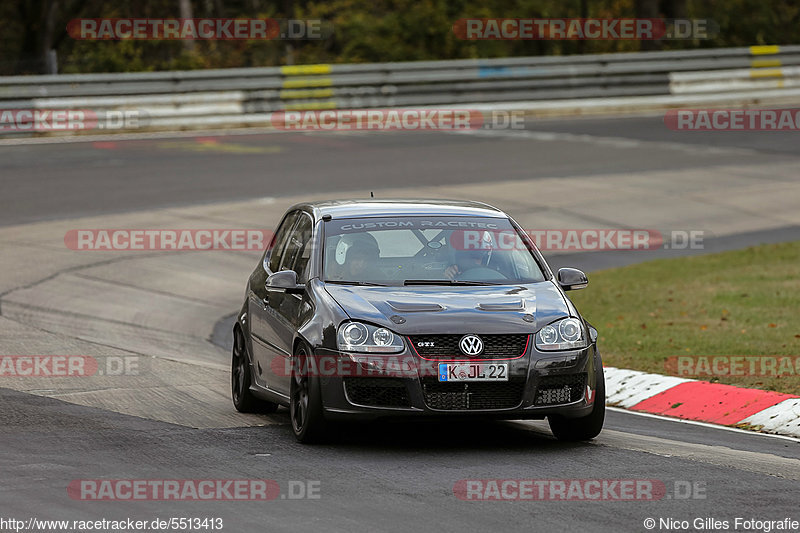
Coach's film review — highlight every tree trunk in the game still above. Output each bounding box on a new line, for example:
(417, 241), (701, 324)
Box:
(635, 0), (662, 51)
(40, 0), (59, 73)
(577, 0), (588, 55)
(178, 0), (195, 52)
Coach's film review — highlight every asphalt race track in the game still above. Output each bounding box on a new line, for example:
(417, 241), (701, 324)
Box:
(2, 114), (800, 227)
(1, 114), (799, 532)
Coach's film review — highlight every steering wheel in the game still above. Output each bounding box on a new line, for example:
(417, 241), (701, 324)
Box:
(456, 266), (508, 281)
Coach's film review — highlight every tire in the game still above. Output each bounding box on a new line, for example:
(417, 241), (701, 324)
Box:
(548, 365), (605, 442)
(231, 327), (279, 414)
(290, 343), (329, 443)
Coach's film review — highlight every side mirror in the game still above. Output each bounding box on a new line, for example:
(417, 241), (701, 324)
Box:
(266, 270), (305, 294)
(557, 268), (588, 291)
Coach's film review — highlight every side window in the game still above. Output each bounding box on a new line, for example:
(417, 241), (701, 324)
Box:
(280, 213), (314, 282)
(267, 211), (300, 273)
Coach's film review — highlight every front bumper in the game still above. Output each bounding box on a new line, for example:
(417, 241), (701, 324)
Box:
(315, 339), (601, 422)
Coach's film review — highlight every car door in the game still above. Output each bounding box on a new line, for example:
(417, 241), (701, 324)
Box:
(249, 210), (299, 390)
(262, 211), (315, 395)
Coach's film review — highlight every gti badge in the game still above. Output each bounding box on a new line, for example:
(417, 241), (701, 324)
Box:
(459, 334), (484, 357)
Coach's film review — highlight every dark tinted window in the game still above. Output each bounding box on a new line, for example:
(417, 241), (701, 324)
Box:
(280, 213), (314, 282)
(268, 211), (300, 273)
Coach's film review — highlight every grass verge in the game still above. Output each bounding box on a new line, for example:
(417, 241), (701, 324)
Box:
(568, 241), (800, 395)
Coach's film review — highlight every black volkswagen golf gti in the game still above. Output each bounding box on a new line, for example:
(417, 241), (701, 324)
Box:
(232, 199), (604, 443)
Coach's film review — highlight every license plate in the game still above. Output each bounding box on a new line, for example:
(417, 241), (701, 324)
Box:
(438, 363), (508, 382)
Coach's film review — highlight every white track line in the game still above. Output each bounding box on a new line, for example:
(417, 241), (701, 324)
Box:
(607, 407), (800, 443)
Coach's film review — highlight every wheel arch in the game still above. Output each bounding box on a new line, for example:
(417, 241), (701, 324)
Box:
(293, 335), (312, 355)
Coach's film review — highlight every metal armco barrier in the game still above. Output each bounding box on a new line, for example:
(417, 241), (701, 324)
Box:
(1, 45), (798, 133)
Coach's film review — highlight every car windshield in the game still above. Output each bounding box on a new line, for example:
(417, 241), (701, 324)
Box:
(323, 216), (546, 285)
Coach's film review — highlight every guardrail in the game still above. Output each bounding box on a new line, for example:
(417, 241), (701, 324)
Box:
(1, 45), (798, 133)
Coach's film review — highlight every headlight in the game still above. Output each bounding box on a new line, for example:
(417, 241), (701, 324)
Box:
(340, 323), (368, 346)
(535, 318), (587, 351)
(337, 321), (404, 353)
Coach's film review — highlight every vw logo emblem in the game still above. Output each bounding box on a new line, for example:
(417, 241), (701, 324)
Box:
(459, 334), (484, 357)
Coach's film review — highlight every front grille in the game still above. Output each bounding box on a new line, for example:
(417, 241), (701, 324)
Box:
(534, 373), (587, 406)
(344, 377), (411, 408)
(421, 379), (525, 410)
(409, 334), (529, 359)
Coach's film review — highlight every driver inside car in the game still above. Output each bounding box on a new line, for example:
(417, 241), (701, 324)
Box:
(444, 249), (490, 280)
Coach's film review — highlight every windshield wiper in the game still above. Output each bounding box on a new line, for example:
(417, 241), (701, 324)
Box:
(403, 279), (502, 286)
(326, 280), (388, 287)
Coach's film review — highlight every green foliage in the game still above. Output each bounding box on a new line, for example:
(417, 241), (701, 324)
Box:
(0, 0), (798, 74)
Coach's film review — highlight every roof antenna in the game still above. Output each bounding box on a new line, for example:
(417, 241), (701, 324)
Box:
(370, 191), (374, 198)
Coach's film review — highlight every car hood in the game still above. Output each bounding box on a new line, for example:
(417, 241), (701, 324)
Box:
(323, 282), (570, 334)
